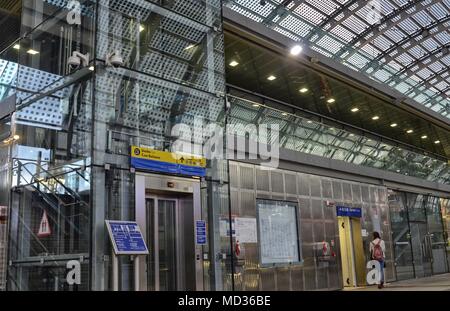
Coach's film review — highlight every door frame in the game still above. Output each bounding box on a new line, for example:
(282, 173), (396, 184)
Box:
(135, 173), (203, 291)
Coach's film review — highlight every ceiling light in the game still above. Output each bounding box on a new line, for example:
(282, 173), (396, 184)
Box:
(89, 66), (95, 71)
(299, 87), (309, 93)
(390, 123), (398, 127)
(27, 49), (39, 55)
(372, 116), (380, 120)
(13, 44), (20, 50)
(267, 75), (276, 81)
(184, 44), (196, 50)
(406, 129), (413, 134)
(13, 135), (20, 140)
(307, 120), (313, 124)
(139, 25), (145, 32)
(421, 135), (428, 139)
(434, 140), (440, 144)
(351, 107), (359, 112)
(327, 98), (335, 104)
(290, 45), (303, 56)
(229, 60), (239, 67)
(282, 112), (288, 116)
(252, 104), (260, 108)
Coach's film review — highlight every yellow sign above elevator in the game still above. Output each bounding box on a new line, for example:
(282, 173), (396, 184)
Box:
(131, 146), (206, 177)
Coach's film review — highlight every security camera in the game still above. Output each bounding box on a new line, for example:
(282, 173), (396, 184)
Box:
(67, 51), (90, 71)
(105, 50), (124, 68)
(67, 55), (81, 70)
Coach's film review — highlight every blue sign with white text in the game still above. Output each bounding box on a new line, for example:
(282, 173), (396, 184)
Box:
(106, 220), (149, 255)
(336, 206), (362, 218)
(196, 220), (207, 245)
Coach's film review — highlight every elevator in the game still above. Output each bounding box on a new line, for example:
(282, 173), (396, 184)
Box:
(135, 173), (203, 291)
(337, 209), (366, 287)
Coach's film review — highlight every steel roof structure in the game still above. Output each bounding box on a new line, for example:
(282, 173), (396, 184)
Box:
(224, 0), (450, 120)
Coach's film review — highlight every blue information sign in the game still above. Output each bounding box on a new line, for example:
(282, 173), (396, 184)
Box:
(336, 206), (362, 218)
(195, 220), (207, 245)
(105, 220), (149, 255)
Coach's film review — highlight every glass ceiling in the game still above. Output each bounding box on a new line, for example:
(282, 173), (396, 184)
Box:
(225, 0), (450, 120)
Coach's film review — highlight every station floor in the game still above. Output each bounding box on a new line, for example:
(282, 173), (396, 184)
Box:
(344, 273), (450, 291)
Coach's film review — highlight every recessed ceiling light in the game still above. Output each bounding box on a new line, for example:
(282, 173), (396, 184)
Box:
(299, 87), (309, 93)
(184, 44), (196, 50)
(13, 135), (20, 140)
(282, 112), (288, 116)
(27, 49), (39, 55)
(349, 133), (354, 137)
(267, 75), (276, 81)
(372, 116), (380, 120)
(327, 98), (335, 104)
(421, 135), (428, 139)
(290, 45), (303, 56)
(434, 140), (440, 144)
(390, 123), (398, 127)
(406, 129), (413, 134)
(89, 66), (95, 71)
(252, 104), (260, 107)
(351, 107), (359, 112)
(139, 25), (145, 32)
(229, 60), (239, 67)
(13, 44), (20, 50)
(329, 127), (335, 131)
(307, 120), (313, 124)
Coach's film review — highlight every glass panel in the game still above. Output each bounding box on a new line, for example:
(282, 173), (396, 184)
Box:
(146, 198), (156, 291)
(426, 197), (448, 274)
(158, 199), (177, 291)
(388, 191), (414, 280)
(409, 222), (432, 278)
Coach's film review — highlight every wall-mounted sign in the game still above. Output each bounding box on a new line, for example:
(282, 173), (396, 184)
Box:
(235, 217), (258, 243)
(130, 146), (206, 177)
(105, 220), (149, 255)
(336, 206), (362, 218)
(195, 220), (207, 245)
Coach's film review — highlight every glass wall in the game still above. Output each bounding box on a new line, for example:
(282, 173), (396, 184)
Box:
(227, 94), (450, 184)
(388, 190), (449, 281)
(90, 0), (226, 291)
(5, 0), (95, 291)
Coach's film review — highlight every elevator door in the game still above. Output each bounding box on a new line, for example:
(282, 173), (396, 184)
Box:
(145, 196), (197, 291)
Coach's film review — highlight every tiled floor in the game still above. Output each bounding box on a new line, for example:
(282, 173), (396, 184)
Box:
(344, 273), (450, 291)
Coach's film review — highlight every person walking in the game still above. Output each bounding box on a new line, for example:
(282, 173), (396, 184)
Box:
(370, 231), (386, 289)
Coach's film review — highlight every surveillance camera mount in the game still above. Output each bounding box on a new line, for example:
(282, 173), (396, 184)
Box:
(71, 51), (90, 67)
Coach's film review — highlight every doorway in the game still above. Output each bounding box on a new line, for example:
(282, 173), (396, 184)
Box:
(338, 216), (365, 287)
(135, 173), (203, 291)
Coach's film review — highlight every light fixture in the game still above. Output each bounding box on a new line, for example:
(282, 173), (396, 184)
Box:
(299, 87), (309, 93)
(281, 112), (288, 116)
(185, 44), (196, 50)
(89, 66), (95, 71)
(406, 129), (413, 134)
(13, 135), (20, 140)
(27, 49), (39, 55)
(13, 44), (20, 50)
(327, 98), (335, 104)
(349, 133), (354, 137)
(434, 140), (440, 144)
(351, 107), (359, 112)
(267, 75), (276, 81)
(307, 120), (313, 124)
(252, 104), (260, 108)
(390, 123), (398, 127)
(139, 25), (145, 32)
(290, 45), (303, 56)
(421, 135), (428, 139)
(372, 116), (380, 120)
(229, 60), (239, 67)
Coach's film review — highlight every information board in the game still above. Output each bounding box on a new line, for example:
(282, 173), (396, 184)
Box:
(105, 220), (149, 255)
(336, 206), (362, 218)
(195, 220), (207, 245)
(257, 200), (300, 265)
(130, 146), (206, 177)
(235, 217), (258, 243)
